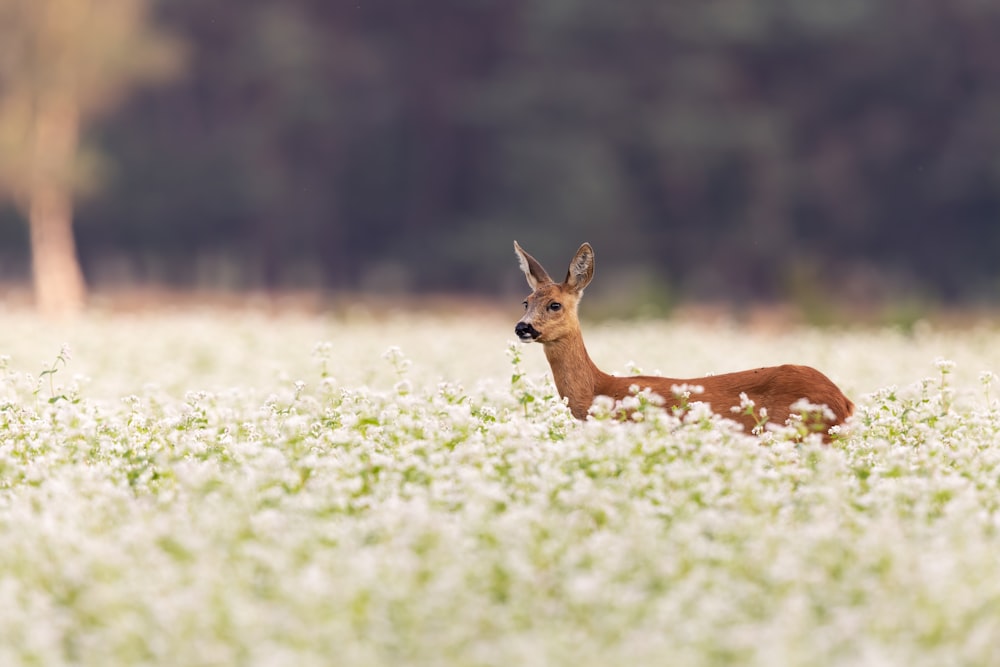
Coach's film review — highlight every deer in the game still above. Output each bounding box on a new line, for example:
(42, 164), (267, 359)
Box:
(513, 241), (854, 441)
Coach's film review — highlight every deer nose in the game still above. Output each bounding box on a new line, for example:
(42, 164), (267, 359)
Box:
(515, 321), (540, 341)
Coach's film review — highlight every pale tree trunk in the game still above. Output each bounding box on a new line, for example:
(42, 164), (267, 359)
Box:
(28, 89), (86, 316)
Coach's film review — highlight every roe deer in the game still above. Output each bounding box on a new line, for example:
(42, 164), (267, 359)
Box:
(513, 241), (854, 441)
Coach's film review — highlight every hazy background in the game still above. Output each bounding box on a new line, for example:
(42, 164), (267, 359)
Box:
(2, 0), (999, 319)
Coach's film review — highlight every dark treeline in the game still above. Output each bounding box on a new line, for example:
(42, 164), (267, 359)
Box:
(3, 0), (999, 309)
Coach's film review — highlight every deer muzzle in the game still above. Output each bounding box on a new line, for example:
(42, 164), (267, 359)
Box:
(515, 321), (540, 342)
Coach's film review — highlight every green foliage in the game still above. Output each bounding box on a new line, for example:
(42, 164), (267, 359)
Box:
(35, 344), (75, 404)
(0, 0), (990, 305)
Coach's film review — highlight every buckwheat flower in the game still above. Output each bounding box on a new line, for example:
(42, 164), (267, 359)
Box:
(620, 394), (641, 412)
(732, 392), (755, 413)
(934, 357), (956, 372)
(242, 422), (260, 442)
(382, 345), (412, 371)
(790, 398), (836, 422)
(588, 395), (616, 418)
(312, 341), (333, 357)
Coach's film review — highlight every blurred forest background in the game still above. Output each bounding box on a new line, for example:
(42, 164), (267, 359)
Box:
(1, 0), (1000, 318)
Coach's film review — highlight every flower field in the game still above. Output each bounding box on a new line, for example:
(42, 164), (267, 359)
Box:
(2, 310), (1000, 666)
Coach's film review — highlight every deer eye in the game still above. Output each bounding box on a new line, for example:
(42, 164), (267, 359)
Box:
(548, 302), (562, 312)
(522, 301), (529, 310)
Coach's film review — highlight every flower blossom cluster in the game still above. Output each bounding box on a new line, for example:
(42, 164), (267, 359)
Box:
(1, 312), (999, 666)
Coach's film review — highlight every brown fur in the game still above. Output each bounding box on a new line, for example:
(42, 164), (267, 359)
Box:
(514, 241), (854, 442)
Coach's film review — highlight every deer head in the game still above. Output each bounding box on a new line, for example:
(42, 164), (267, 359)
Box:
(513, 241), (594, 344)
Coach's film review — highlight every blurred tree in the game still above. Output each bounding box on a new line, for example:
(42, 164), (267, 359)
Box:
(480, 0), (1000, 304)
(0, 0), (182, 314)
(15, 0), (999, 309)
(80, 0), (515, 292)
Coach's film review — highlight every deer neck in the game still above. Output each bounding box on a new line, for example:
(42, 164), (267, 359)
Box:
(542, 329), (608, 418)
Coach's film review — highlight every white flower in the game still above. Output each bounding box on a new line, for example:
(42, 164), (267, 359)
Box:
(934, 357), (956, 372)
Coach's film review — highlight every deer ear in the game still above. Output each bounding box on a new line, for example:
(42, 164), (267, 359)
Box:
(513, 241), (552, 290)
(564, 242), (594, 293)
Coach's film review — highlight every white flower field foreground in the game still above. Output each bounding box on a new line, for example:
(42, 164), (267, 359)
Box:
(1, 311), (1000, 666)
